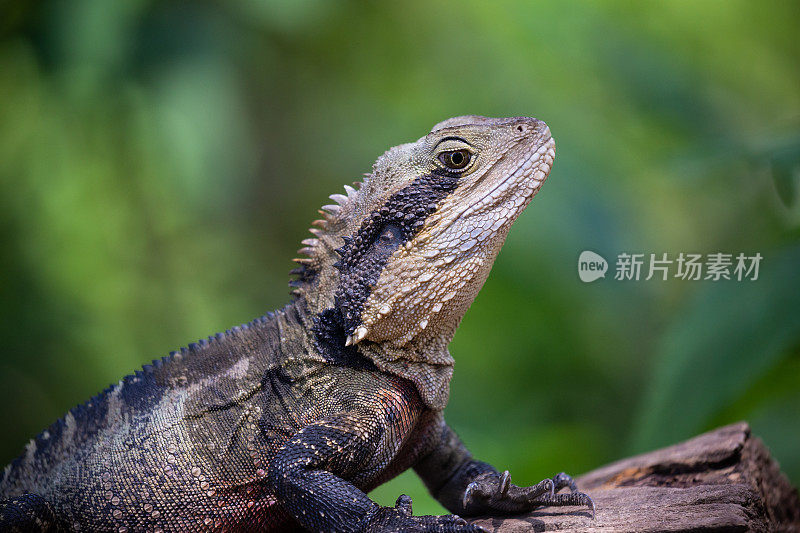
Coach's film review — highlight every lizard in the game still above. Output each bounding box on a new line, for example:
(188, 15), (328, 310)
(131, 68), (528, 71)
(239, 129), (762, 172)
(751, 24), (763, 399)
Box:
(0, 115), (593, 532)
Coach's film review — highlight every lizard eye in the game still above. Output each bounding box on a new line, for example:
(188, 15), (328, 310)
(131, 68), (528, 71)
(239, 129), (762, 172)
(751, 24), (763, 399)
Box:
(438, 149), (471, 170)
(376, 224), (402, 247)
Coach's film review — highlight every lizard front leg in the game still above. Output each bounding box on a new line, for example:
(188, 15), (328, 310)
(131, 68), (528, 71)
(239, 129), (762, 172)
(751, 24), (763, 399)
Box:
(267, 411), (483, 532)
(414, 420), (594, 518)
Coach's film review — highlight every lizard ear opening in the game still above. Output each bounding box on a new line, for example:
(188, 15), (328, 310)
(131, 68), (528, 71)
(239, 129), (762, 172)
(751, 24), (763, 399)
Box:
(334, 222), (406, 343)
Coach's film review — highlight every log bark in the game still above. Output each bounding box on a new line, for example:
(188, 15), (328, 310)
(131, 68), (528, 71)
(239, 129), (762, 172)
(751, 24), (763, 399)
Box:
(469, 422), (800, 532)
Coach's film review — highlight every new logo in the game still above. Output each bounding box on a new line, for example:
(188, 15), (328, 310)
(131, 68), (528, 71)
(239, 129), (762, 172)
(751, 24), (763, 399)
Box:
(578, 251), (608, 282)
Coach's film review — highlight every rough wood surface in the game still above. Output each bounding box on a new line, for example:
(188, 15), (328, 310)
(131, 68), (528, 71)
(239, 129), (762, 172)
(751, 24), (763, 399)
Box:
(469, 422), (800, 532)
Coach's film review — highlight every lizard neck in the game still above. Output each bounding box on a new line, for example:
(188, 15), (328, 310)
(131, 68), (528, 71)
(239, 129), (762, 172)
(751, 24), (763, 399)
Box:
(296, 286), (455, 411)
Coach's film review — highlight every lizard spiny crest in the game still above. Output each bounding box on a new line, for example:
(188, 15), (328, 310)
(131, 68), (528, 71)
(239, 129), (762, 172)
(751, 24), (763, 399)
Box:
(290, 180), (362, 296)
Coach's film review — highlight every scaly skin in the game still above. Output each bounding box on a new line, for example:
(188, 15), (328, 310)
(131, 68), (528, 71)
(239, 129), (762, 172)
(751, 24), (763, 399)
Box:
(0, 116), (592, 532)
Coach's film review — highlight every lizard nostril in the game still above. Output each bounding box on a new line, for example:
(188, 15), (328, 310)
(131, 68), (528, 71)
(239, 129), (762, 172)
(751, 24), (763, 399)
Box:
(516, 125), (523, 132)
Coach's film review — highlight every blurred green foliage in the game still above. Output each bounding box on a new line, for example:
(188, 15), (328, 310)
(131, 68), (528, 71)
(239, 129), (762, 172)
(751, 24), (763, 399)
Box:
(1, 0), (798, 515)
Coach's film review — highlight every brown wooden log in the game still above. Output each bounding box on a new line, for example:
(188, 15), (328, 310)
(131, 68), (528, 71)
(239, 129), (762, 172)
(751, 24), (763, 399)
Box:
(469, 422), (800, 532)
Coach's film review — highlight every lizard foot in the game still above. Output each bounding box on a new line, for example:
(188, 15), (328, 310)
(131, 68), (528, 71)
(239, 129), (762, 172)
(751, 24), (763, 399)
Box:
(363, 495), (486, 532)
(462, 471), (594, 518)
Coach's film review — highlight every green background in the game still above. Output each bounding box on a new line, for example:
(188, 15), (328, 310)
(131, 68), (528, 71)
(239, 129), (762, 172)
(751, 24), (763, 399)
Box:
(1, 0), (798, 515)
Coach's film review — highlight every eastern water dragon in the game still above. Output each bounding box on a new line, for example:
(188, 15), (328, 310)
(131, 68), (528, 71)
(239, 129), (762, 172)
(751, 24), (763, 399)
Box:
(0, 116), (593, 532)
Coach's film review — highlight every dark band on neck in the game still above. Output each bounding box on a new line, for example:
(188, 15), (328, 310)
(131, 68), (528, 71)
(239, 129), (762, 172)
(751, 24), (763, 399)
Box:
(330, 174), (459, 337)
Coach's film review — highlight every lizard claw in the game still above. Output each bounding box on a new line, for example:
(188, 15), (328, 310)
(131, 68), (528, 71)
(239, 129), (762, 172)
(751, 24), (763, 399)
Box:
(463, 481), (478, 509)
(498, 470), (511, 496)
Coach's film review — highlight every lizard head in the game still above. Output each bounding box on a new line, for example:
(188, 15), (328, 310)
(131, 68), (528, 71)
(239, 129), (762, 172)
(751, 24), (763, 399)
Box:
(295, 115), (554, 351)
